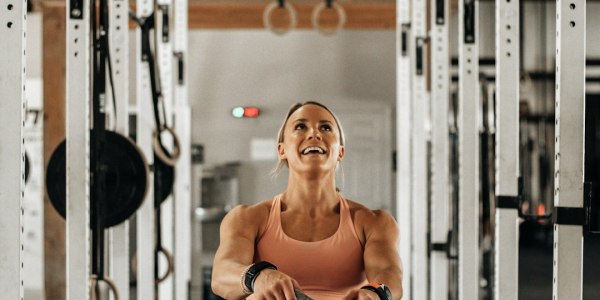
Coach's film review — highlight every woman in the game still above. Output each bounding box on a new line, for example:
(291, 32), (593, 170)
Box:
(212, 101), (403, 299)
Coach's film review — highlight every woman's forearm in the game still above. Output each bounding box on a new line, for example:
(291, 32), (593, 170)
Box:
(370, 267), (403, 300)
(211, 259), (250, 299)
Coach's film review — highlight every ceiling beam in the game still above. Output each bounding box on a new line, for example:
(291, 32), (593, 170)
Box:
(188, 2), (395, 30)
(38, 1), (396, 30)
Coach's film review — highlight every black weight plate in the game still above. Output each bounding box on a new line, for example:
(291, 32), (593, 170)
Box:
(154, 154), (174, 206)
(46, 131), (149, 228)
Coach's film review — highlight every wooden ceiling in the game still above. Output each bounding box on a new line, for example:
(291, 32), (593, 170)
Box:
(187, 1), (395, 29)
(39, 0), (396, 29)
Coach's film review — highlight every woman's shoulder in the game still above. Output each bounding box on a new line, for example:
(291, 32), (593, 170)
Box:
(344, 198), (398, 229)
(220, 198), (276, 236)
(226, 198), (274, 221)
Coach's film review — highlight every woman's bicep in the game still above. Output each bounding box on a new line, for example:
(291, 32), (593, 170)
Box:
(362, 212), (402, 277)
(214, 206), (260, 267)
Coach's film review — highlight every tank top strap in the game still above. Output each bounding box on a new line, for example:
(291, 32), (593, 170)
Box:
(258, 194), (283, 241)
(338, 195), (363, 247)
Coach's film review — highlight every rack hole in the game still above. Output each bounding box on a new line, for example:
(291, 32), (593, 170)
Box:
(7, 22), (13, 28)
(570, 3), (575, 9)
(8, 4), (14, 10)
(506, 38), (511, 43)
(570, 21), (576, 27)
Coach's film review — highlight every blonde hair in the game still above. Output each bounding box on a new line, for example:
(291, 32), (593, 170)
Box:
(272, 101), (346, 175)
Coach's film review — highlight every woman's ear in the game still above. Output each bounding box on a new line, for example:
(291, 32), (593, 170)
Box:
(337, 145), (345, 161)
(277, 143), (286, 160)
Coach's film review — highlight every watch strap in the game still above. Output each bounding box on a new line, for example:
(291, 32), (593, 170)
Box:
(243, 261), (277, 293)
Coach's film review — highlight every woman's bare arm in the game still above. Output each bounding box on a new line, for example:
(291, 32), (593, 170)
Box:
(211, 204), (265, 299)
(360, 210), (403, 300)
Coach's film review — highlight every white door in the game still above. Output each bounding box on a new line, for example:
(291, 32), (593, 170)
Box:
(335, 102), (393, 211)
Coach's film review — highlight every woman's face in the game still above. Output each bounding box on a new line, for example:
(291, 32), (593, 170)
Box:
(277, 104), (345, 174)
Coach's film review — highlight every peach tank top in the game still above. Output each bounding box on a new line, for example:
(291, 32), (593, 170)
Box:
(251, 194), (367, 299)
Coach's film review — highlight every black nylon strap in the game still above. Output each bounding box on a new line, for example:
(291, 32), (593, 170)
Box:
(496, 195), (520, 209)
(431, 243), (447, 252)
(553, 206), (586, 226)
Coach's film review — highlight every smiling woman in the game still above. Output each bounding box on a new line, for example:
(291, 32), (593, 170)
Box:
(211, 101), (403, 300)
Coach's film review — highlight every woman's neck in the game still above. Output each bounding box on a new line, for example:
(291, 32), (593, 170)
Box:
(283, 171), (339, 212)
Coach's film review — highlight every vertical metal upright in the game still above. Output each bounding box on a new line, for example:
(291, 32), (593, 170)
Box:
(156, 1), (175, 299)
(136, 0), (155, 298)
(396, 0), (412, 296)
(173, 0), (192, 297)
(552, 0), (586, 298)
(108, 0), (130, 298)
(430, 0), (451, 296)
(0, 0), (26, 298)
(458, 0), (479, 297)
(65, 0), (92, 299)
(493, 0), (520, 297)
(411, 0), (429, 296)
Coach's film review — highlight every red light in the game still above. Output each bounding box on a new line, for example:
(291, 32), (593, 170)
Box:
(243, 107), (260, 118)
(536, 203), (546, 216)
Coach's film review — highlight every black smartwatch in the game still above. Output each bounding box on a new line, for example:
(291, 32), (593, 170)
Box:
(243, 261), (277, 293)
(361, 282), (392, 300)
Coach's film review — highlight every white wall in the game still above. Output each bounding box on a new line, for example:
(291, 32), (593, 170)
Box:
(187, 30), (396, 166)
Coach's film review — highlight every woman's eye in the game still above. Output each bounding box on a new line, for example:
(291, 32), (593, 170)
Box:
(321, 124), (332, 131)
(294, 123), (306, 130)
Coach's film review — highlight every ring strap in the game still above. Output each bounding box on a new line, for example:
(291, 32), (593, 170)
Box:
(89, 275), (120, 300)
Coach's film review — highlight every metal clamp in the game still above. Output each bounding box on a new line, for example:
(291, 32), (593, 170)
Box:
(311, 1), (347, 36)
(435, 0), (445, 25)
(70, 0), (84, 19)
(159, 5), (170, 43)
(463, 0), (475, 43)
(415, 37), (426, 76)
(263, 0), (298, 35)
(401, 24), (410, 57)
(174, 52), (184, 85)
(429, 231), (458, 260)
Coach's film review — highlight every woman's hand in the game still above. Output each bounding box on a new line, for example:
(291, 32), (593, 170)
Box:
(251, 269), (302, 300)
(344, 289), (381, 300)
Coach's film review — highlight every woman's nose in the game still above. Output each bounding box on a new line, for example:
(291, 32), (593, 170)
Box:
(307, 128), (322, 140)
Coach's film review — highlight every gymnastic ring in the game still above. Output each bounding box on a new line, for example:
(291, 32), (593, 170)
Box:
(89, 275), (120, 300)
(263, 0), (298, 35)
(131, 253), (137, 275)
(153, 126), (181, 167)
(156, 247), (174, 284)
(311, 1), (347, 36)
